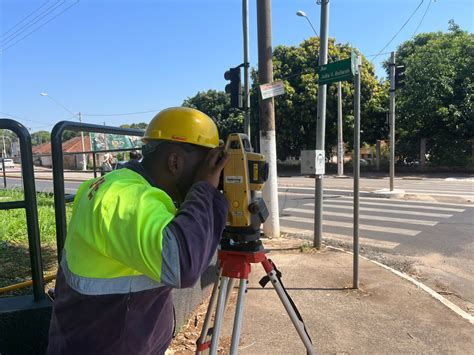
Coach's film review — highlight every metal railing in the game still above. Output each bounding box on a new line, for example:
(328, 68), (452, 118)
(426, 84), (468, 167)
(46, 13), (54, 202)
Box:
(51, 121), (143, 260)
(0, 119), (44, 301)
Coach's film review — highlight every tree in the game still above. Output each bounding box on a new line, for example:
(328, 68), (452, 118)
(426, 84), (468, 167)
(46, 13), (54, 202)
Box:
(387, 22), (474, 166)
(62, 131), (79, 142)
(120, 123), (147, 130)
(250, 37), (388, 160)
(182, 90), (244, 141)
(31, 130), (50, 146)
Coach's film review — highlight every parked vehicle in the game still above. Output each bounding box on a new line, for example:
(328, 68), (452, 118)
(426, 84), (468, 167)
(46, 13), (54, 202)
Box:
(0, 158), (15, 169)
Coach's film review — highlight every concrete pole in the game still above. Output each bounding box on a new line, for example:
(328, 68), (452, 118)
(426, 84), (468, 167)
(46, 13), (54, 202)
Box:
(314, 0), (329, 249)
(420, 138), (426, 170)
(353, 58), (361, 289)
(79, 112), (87, 171)
(257, 0), (280, 238)
(242, 0), (250, 136)
(376, 140), (381, 171)
(2, 134), (6, 158)
(337, 81), (344, 176)
(389, 52), (396, 191)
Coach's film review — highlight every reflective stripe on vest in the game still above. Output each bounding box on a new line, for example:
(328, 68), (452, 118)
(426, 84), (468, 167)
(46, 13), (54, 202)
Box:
(61, 251), (164, 295)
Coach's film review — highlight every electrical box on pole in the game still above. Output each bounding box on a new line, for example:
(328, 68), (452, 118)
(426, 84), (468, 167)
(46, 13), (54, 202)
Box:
(224, 67), (242, 108)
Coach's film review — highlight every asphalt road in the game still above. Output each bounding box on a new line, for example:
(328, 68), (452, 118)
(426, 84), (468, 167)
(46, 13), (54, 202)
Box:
(2, 174), (473, 315)
(277, 179), (474, 317)
(2, 177), (81, 194)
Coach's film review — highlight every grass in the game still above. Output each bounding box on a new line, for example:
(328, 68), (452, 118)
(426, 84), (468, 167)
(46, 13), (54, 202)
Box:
(0, 188), (72, 296)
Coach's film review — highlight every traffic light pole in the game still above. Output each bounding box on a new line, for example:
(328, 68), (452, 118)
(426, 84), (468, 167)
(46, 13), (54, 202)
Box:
(314, 0), (329, 249)
(242, 0), (250, 136)
(257, 0), (280, 239)
(389, 52), (396, 191)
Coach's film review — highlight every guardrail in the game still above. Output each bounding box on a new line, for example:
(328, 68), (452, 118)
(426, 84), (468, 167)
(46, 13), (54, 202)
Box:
(0, 118), (51, 354)
(0, 119), (44, 301)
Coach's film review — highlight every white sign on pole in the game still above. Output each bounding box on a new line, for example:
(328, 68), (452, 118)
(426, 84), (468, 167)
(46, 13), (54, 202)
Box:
(259, 81), (285, 100)
(315, 150), (325, 175)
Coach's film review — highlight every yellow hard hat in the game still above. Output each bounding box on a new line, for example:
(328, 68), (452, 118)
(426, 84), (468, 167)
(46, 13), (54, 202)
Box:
(142, 107), (219, 149)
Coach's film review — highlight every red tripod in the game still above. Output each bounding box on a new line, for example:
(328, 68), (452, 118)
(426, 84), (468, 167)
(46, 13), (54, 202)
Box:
(196, 247), (315, 354)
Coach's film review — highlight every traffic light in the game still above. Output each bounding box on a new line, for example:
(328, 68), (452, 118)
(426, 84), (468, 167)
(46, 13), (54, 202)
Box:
(395, 65), (406, 89)
(224, 67), (241, 108)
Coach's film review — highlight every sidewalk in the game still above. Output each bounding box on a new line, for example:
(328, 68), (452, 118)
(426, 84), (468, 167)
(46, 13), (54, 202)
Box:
(3, 167), (94, 181)
(169, 238), (474, 354)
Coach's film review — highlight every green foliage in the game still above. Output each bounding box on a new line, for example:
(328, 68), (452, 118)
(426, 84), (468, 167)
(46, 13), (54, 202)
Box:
(62, 130), (79, 142)
(250, 37), (388, 160)
(182, 90), (244, 141)
(0, 189), (73, 290)
(31, 130), (50, 146)
(0, 189), (71, 244)
(120, 122), (147, 130)
(389, 22), (474, 166)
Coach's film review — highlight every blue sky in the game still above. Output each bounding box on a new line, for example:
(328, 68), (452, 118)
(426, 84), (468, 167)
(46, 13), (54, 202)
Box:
(1, 0), (472, 132)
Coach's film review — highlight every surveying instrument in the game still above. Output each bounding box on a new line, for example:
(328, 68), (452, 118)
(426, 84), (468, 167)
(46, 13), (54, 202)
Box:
(196, 134), (315, 354)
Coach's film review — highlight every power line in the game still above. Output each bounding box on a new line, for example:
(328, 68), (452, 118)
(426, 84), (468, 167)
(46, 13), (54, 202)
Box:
(366, 51), (392, 58)
(412, 0), (432, 38)
(1, 0), (50, 38)
(1, 0), (66, 46)
(0, 111), (51, 125)
(0, 1), (79, 54)
(370, 0), (424, 63)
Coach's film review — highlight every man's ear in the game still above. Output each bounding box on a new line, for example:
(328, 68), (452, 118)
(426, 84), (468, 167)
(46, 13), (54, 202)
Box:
(167, 152), (184, 177)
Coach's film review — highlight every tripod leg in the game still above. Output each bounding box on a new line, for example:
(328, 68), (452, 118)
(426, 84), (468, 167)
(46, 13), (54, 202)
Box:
(262, 262), (316, 355)
(197, 269), (222, 354)
(230, 279), (248, 355)
(209, 276), (230, 355)
(197, 272), (236, 354)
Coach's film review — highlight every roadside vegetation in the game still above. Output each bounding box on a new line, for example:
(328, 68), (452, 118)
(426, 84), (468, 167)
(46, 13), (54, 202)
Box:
(0, 189), (72, 296)
(183, 21), (473, 169)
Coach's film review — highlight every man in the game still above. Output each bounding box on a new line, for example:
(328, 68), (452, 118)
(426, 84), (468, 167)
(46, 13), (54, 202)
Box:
(47, 107), (230, 354)
(100, 153), (114, 176)
(128, 150), (142, 164)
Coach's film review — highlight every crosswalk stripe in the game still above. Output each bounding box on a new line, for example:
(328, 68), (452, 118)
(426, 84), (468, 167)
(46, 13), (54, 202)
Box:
(283, 208), (438, 226)
(333, 195), (474, 208)
(403, 191), (474, 198)
(303, 203), (453, 218)
(279, 227), (400, 249)
(280, 216), (419, 236)
(278, 189), (474, 207)
(279, 184), (474, 192)
(322, 199), (465, 212)
(279, 191), (315, 197)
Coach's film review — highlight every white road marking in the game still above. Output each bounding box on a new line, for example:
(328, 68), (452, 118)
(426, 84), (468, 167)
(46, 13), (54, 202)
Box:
(278, 189), (474, 206)
(280, 215), (420, 236)
(304, 203), (453, 218)
(283, 207), (438, 226)
(321, 198), (465, 212)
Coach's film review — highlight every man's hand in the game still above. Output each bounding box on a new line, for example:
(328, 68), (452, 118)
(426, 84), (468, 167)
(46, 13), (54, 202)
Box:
(194, 148), (230, 188)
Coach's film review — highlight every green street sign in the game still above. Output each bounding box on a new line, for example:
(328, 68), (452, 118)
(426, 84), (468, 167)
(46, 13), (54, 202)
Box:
(318, 52), (359, 85)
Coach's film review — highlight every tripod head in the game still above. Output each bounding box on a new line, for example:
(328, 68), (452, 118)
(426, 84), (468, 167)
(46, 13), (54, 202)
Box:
(221, 133), (269, 251)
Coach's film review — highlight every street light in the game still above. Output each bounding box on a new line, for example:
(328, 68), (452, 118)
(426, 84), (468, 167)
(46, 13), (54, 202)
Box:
(296, 9), (344, 176)
(296, 10), (319, 37)
(40, 92), (87, 171)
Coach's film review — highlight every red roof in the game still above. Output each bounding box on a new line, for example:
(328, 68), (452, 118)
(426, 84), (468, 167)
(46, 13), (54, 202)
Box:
(32, 136), (92, 155)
